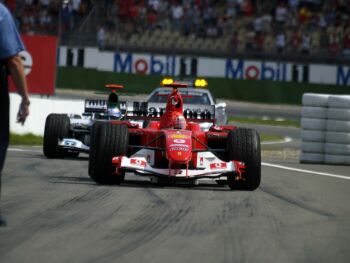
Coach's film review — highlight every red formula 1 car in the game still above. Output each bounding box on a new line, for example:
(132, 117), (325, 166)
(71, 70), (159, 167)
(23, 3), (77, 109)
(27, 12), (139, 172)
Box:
(88, 82), (261, 190)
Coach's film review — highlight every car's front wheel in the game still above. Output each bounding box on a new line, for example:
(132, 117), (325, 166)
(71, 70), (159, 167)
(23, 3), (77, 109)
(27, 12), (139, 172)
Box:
(225, 128), (261, 190)
(89, 123), (129, 185)
(43, 114), (70, 158)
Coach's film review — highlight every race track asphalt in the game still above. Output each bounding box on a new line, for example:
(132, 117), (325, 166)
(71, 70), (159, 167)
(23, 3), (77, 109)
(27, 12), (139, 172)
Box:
(0, 139), (349, 263)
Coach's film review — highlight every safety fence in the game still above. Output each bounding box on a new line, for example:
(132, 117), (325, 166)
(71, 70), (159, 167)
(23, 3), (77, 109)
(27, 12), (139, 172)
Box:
(300, 93), (350, 165)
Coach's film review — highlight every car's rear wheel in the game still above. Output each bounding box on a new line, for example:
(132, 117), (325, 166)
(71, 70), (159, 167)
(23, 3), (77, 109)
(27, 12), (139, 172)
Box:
(43, 114), (70, 158)
(88, 121), (103, 177)
(89, 123), (129, 184)
(225, 128), (261, 190)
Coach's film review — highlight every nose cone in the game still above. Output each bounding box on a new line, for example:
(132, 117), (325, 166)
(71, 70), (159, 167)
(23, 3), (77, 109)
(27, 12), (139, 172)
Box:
(164, 130), (192, 163)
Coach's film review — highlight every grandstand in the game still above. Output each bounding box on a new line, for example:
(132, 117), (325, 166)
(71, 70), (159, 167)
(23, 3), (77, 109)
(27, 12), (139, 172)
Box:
(5, 0), (350, 63)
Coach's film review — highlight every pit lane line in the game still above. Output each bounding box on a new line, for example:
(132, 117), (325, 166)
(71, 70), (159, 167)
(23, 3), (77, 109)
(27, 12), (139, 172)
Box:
(8, 146), (349, 181)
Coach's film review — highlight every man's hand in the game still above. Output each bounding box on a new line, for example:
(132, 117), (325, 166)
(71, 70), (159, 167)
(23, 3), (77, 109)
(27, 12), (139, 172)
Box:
(17, 99), (30, 125)
(7, 55), (30, 125)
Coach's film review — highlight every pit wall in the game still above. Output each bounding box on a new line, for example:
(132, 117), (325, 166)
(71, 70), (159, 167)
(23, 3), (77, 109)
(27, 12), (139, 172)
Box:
(300, 93), (350, 165)
(10, 93), (84, 136)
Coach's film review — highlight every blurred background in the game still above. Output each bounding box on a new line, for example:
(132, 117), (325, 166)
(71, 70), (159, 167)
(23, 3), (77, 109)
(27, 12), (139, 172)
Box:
(4, 0), (350, 61)
(2, 0), (350, 105)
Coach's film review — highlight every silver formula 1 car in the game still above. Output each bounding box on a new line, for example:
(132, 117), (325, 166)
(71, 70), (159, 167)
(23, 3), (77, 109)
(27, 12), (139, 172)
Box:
(43, 84), (124, 158)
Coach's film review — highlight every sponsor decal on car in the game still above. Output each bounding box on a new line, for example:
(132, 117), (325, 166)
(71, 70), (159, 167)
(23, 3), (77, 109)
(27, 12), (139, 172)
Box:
(130, 159), (147, 168)
(173, 139), (186, 144)
(170, 147), (189, 152)
(170, 134), (189, 139)
(210, 163), (227, 170)
(64, 140), (76, 146)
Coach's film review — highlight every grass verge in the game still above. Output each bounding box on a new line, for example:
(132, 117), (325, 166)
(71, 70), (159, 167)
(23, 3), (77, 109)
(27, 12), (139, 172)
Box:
(10, 133), (43, 146)
(229, 117), (300, 127)
(260, 133), (285, 142)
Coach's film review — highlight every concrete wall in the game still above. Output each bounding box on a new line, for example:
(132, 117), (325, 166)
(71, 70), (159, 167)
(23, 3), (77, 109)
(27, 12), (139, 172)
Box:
(10, 93), (84, 136)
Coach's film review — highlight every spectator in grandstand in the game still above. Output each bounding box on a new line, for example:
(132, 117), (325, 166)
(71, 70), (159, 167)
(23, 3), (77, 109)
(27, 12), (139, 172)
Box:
(300, 31), (311, 54)
(254, 31), (265, 52)
(60, 1), (73, 34)
(244, 24), (255, 52)
(343, 24), (350, 56)
(182, 3), (194, 36)
(171, 2), (184, 31)
(97, 24), (106, 49)
(328, 25), (341, 55)
(229, 31), (239, 53)
(0, 3), (30, 227)
(290, 29), (301, 52)
(275, 31), (286, 53)
(289, 0), (299, 12)
(254, 14), (263, 33)
(275, 2), (288, 25)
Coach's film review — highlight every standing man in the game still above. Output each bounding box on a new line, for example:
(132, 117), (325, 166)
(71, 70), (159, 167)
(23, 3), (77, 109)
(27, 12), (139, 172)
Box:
(0, 3), (30, 226)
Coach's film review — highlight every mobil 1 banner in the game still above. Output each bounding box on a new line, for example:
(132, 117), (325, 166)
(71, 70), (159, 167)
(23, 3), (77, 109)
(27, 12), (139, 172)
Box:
(120, 101), (215, 121)
(223, 59), (309, 82)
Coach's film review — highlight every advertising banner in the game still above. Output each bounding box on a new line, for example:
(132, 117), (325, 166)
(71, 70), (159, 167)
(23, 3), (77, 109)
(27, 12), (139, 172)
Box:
(58, 46), (350, 86)
(10, 35), (58, 95)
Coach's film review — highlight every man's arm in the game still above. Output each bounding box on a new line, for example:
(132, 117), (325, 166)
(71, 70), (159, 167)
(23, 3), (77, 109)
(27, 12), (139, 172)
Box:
(6, 55), (30, 124)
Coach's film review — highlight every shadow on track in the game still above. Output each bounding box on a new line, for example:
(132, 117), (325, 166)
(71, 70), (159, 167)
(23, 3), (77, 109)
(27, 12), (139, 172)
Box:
(49, 175), (234, 192)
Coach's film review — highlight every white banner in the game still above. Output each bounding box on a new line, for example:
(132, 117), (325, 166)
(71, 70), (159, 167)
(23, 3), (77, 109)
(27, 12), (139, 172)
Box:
(59, 46), (350, 86)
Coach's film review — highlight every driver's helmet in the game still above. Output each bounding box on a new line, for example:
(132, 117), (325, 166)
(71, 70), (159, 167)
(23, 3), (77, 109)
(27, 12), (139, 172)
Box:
(107, 107), (121, 119)
(174, 115), (186, 129)
(168, 94), (181, 111)
(108, 92), (119, 104)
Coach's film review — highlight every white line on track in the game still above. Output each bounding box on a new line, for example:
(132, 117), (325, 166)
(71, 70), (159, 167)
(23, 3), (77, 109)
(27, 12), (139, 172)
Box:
(262, 162), (350, 180)
(8, 148), (42, 153)
(261, 136), (292, 145)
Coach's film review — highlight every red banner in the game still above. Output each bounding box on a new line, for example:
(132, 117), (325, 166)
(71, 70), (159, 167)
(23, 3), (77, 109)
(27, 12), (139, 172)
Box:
(9, 35), (57, 95)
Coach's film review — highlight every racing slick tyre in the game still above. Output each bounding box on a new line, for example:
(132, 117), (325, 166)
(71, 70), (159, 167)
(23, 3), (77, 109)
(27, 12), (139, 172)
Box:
(301, 106), (327, 119)
(43, 114), (70, 158)
(302, 93), (329, 107)
(226, 128), (261, 191)
(215, 179), (227, 186)
(88, 121), (103, 177)
(89, 123), (129, 185)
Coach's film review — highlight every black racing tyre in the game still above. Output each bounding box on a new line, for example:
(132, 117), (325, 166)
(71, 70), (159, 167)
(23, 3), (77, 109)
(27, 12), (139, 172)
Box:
(215, 180), (227, 186)
(225, 128), (261, 190)
(89, 123), (129, 185)
(43, 114), (70, 158)
(66, 152), (80, 158)
(88, 121), (103, 177)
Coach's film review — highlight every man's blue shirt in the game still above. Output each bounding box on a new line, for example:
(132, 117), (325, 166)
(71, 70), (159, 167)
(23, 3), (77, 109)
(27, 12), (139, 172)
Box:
(0, 3), (25, 60)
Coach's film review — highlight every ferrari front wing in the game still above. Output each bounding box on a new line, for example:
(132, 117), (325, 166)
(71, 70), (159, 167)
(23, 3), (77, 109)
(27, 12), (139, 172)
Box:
(112, 155), (245, 179)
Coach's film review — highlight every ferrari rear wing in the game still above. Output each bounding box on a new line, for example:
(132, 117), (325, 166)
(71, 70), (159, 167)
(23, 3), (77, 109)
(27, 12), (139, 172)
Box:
(119, 101), (215, 123)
